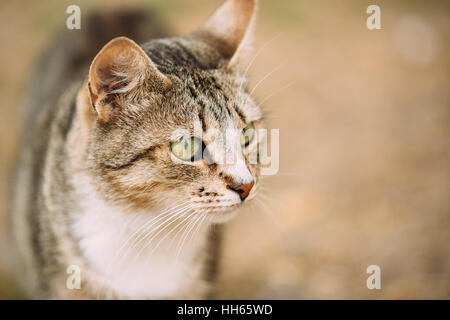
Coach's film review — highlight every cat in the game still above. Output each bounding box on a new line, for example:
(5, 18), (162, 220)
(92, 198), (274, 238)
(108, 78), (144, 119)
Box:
(10, 0), (262, 299)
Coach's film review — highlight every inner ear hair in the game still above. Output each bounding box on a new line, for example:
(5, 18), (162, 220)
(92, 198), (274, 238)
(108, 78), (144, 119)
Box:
(88, 36), (171, 122)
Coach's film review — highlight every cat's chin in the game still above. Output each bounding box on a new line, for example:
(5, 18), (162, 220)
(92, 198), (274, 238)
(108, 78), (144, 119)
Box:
(206, 206), (241, 224)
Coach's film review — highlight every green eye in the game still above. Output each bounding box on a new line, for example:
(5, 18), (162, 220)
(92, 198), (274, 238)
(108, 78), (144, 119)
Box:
(171, 137), (202, 161)
(240, 122), (255, 147)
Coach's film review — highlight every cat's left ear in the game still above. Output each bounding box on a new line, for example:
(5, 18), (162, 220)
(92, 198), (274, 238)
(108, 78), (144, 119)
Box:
(190, 0), (257, 71)
(88, 36), (171, 122)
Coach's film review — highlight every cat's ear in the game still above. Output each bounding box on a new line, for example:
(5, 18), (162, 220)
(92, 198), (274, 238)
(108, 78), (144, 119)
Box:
(88, 36), (171, 122)
(190, 0), (257, 70)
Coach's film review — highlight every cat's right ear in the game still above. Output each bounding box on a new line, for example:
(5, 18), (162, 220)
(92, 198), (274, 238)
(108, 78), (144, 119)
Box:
(88, 36), (171, 122)
(190, 0), (257, 71)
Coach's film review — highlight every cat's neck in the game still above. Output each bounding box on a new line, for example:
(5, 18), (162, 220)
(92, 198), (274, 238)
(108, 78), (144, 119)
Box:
(70, 171), (211, 298)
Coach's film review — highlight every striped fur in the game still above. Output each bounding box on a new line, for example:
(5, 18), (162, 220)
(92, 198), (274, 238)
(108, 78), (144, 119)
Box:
(11, 0), (261, 299)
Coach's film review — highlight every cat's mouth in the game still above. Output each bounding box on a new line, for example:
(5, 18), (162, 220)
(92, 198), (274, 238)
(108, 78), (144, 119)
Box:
(190, 185), (257, 222)
(196, 202), (244, 223)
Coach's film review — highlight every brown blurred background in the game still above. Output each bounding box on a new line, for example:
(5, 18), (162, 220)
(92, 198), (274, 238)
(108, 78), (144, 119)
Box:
(0, 0), (449, 299)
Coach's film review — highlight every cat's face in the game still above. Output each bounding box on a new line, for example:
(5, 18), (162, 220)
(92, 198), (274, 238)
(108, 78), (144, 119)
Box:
(83, 0), (260, 223)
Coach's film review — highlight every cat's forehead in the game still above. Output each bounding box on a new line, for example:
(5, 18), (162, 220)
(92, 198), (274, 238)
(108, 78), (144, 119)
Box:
(167, 73), (261, 131)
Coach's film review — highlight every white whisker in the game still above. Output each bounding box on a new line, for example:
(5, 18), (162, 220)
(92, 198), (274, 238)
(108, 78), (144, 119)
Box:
(144, 209), (199, 264)
(236, 32), (284, 104)
(95, 199), (190, 298)
(175, 213), (205, 261)
(254, 199), (285, 247)
(244, 60), (287, 105)
(257, 81), (294, 108)
(136, 206), (196, 258)
(128, 204), (192, 255)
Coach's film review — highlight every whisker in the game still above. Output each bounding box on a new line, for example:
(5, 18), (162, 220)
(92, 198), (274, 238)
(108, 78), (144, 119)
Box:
(167, 213), (197, 252)
(95, 199), (190, 298)
(144, 209), (199, 264)
(244, 60), (287, 104)
(191, 213), (209, 244)
(254, 198), (281, 228)
(256, 81), (295, 108)
(128, 204), (191, 255)
(236, 32), (284, 104)
(183, 213), (210, 260)
(254, 199), (285, 244)
(136, 206), (196, 258)
(173, 213), (202, 253)
(175, 213), (205, 261)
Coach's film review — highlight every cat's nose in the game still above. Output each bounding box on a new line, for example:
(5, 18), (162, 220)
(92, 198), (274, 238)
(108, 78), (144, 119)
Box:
(227, 181), (255, 201)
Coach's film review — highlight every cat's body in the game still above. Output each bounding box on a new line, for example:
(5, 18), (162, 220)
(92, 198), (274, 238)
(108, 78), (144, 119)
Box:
(11, 0), (260, 299)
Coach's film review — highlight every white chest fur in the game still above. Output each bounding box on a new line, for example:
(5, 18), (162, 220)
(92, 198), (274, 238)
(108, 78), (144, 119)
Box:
(71, 174), (207, 299)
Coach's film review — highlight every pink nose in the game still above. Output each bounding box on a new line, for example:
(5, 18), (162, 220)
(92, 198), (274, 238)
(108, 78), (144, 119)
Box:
(227, 181), (254, 201)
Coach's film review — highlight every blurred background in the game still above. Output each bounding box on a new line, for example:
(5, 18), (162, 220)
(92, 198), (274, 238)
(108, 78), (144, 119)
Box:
(0, 0), (449, 299)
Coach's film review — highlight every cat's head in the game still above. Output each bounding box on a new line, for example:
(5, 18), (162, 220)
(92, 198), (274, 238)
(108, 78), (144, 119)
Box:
(79, 0), (261, 223)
